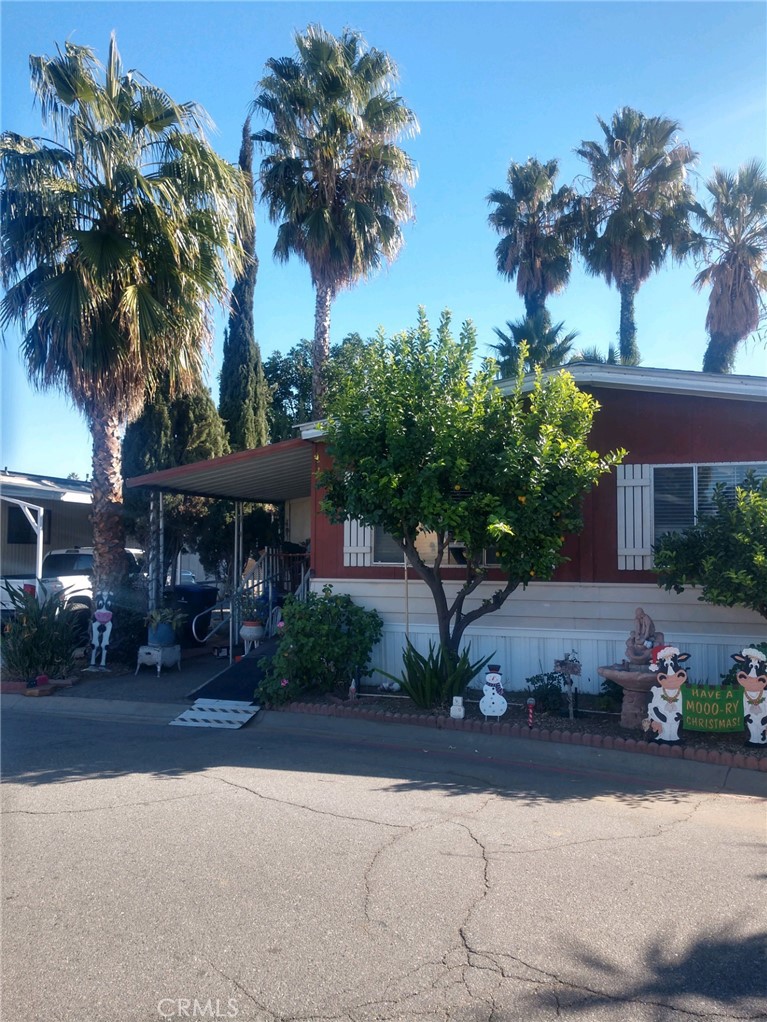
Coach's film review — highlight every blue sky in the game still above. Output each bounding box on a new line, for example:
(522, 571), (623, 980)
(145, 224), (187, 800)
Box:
(2, 1), (766, 480)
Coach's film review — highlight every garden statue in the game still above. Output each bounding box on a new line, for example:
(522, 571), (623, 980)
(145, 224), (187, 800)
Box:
(625, 607), (665, 665)
(731, 648), (767, 746)
(87, 591), (114, 671)
(480, 665), (507, 720)
(644, 646), (691, 743)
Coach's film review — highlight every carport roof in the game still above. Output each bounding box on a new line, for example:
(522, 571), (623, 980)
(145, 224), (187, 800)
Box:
(125, 437), (315, 502)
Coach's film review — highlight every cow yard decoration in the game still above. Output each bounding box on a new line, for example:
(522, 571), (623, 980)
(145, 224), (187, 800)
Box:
(644, 646), (691, 743)
(86, 591), (114, 672)
(732, 648), (767, 746)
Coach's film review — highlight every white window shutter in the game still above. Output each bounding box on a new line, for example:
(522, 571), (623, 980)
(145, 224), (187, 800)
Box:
(616, 464), (653, 570)
(343, 519), (372, 567)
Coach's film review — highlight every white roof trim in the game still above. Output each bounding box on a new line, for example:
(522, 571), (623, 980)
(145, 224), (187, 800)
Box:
(502, 363), (767, 401)
(301, 365), (766, 441)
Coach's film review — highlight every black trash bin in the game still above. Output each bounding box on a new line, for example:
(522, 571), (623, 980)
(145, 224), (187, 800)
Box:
(168, 584), (219, 645)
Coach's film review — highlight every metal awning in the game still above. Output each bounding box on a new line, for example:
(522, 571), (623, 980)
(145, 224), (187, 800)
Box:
(125, 437), (315, 502)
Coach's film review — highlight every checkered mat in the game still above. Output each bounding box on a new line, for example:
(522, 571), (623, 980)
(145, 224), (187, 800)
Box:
(170, 699), (260, 729)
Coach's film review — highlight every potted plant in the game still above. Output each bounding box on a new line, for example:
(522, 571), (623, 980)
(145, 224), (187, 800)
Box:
(239, 594), (268, 648)
(145, 608), (186, 647)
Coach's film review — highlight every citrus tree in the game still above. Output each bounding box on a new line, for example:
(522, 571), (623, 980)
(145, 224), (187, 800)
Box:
(319, 308), (624, 660)
(654, 473), (767, 620)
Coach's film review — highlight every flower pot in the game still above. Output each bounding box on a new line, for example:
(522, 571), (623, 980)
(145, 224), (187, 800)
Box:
(240, 621), (265, 640)
(240, 621), (265, 653)
(148, 622), (176, 647)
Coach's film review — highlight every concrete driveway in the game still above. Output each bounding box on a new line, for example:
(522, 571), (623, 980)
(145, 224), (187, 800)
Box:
(2, 702), (765, 1022)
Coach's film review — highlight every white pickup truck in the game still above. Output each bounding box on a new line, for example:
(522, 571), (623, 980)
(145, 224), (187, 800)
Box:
(1, 546), (144, 621)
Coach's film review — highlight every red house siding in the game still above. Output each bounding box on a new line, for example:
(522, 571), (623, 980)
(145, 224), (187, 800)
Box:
(310, 387), (767, 586)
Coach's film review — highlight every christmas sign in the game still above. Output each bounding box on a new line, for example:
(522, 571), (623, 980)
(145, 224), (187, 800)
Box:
(682, 686), (744, 733)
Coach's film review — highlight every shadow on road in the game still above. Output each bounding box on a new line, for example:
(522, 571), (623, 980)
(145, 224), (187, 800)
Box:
(2, 710), (759, 807)
(514, 922), (767, 1016)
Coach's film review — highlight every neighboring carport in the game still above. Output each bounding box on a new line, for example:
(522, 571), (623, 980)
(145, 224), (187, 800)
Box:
(125, 437), (316, 610)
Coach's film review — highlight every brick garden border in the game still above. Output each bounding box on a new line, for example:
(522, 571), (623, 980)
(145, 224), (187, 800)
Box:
(275, 701), (767, 773)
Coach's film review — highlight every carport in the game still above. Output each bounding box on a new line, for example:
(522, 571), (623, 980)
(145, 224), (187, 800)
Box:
(125, 437), (316, 627)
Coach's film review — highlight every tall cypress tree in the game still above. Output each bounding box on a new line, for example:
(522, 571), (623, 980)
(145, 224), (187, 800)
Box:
(219, 114), (270, 450)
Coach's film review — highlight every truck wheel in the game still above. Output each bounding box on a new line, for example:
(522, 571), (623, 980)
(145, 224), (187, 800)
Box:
(68, 601), (92, 644)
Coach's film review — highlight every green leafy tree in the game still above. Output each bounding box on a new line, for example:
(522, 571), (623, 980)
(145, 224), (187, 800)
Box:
(574, 107), (697, 365)
(264, 332), (370, 440)
(490, 311), (578, 376)
(319, 308), (623, 660)
(687, 160), (767, 374)
(263, 340), (314, 442)
(253, 24), (417, 416)
(0, 36), (250, 594)
(654, 473), (767, 620)
(487, 157), (575, 323)
(123, 375), (231, 581)
(218, 114), (270, 449)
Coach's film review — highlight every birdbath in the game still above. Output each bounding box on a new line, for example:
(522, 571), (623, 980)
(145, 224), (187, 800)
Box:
(598, 608), (666, 729)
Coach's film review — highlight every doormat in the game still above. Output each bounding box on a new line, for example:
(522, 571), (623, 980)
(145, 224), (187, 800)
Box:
(170, 699), (260, 729)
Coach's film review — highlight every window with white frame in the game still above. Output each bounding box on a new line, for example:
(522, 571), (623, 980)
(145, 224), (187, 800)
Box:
(617, 462), (766, 570)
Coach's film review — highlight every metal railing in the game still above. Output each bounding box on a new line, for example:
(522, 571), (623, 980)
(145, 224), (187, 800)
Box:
(190, 549), (311, 663)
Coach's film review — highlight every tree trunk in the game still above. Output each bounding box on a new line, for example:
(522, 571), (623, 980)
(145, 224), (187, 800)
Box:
(90, 410), (127, 594)
(702, 331), (739, 374)
(312, 283), (333, 418)
(523, 291), (550, 328)
(618, 279), (639, 365)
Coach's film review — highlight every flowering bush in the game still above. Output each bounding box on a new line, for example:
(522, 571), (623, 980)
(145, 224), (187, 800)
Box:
(259, 585), (382, 705)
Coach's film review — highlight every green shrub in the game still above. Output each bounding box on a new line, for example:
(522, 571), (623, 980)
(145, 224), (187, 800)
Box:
(383, 640), (493, 710)
(106, 604), (148, 663)
(524, 672), (565, 713)
(1, 584), (80, 680)
(720, 640), (767, 686)
(597, 677), (624, 712)
(261, 585), (383, 705)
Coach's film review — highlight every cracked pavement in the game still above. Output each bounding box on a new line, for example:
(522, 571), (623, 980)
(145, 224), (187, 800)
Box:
(2, 707), (765, 1021)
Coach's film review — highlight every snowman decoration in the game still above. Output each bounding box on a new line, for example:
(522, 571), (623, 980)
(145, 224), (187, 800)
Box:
(480, 665), (508, 720)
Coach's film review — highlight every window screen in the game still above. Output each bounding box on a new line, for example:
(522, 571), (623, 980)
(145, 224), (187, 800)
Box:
(6, 506), (51, 545)
(653, 467), (694, 541)
(654, 463), (766, 542)
(372, 526), (404, 564)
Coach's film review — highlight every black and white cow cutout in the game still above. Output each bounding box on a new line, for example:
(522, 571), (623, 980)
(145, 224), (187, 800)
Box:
(89, 591), (114, 670)
(646, 646), (691, 743)
(731, 648), (767, 746)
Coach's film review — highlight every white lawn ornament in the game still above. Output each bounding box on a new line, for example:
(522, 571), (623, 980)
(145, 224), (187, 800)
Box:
(88, 591), (114, 670)
(731, 648), (767, 746)
(480, 665), (507, 720)
(645, 646), (690, 743)
(378, 678), (401, 693)
(450, 696), (465, 720)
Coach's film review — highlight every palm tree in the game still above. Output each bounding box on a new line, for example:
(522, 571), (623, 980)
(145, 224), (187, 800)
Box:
(490, 312), (578, 377)
(574, 107), (697, 364)
(487, 157), (575, 323)
(689, 161), (767, 373)
(252, 24), (417, 416)
(569, 344), (618, 365)
(0, 37), (250, 593)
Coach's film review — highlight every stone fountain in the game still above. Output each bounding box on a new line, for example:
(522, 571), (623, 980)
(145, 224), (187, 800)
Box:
(598, 608), (665, 729)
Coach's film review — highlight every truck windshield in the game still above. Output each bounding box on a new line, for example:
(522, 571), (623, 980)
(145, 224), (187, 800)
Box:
(42, 554), (93, 575)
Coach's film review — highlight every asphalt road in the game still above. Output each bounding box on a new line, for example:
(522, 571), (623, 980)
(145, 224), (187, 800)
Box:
(2, 704), (766, 1022)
